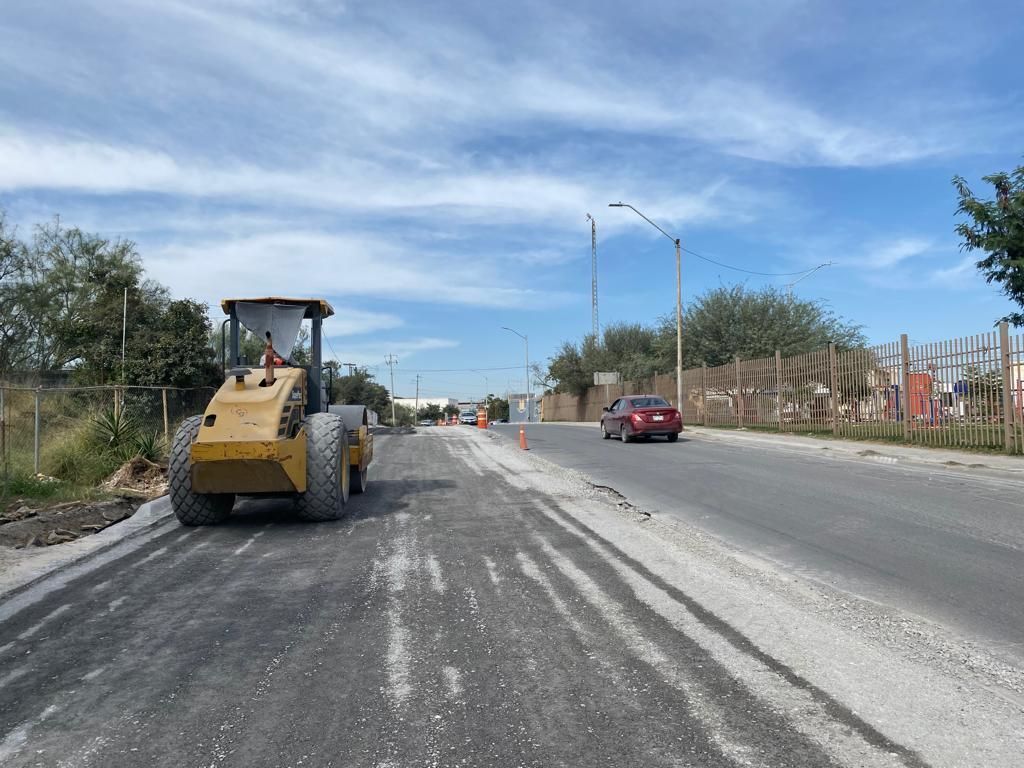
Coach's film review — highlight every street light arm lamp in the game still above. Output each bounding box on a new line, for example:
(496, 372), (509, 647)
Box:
(608, 202), (677, 244)
(500, 326), (532, 422)
(500, 326), (527, 342)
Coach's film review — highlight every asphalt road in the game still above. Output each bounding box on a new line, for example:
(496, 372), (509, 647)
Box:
(0, 428), (960, 768)
(493, 423), (1024, 664)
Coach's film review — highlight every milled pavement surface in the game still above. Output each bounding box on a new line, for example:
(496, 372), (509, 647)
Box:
(0, 427), (1021, 767)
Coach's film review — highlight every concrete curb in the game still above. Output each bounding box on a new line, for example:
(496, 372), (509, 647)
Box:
(0, 496), (175, 602)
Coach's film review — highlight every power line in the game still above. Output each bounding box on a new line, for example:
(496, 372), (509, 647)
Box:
(785, 262), (834, 295)
(681, 245), (825, 277)
(395, 364), (525, 373)
(324, 335), (341, 363)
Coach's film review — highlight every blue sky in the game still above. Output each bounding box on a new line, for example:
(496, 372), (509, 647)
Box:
(1, 0), (1021, 401)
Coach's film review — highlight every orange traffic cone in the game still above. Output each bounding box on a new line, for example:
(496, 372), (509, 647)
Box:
(519, 425), (528, 450)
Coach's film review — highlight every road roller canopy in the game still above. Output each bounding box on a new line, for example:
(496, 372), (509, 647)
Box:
(221, 297), (335, 319)
(222, 298), (334, 364)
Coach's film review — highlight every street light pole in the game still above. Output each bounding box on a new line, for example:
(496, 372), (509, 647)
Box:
(501, 326), (531, 422)
(609, 202), (684, 428)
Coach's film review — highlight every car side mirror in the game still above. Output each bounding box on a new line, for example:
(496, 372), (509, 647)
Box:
(602, 406), (609, 412)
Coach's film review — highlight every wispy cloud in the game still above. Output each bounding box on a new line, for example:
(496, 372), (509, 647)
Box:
(329, 337), (460, 368)
(144, 230), (574, 310)
(324, 309), (403, 337)
(864, 237), (934, 268)
(1, 0), (952, 173)
(930, 255), (978, 288)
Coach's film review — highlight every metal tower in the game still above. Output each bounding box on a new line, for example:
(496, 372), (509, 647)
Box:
(586, 213), (598, 338)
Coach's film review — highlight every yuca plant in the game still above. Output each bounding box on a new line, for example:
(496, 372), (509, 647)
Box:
(133, 431), (168, 463)
(90, 408), (142, 453)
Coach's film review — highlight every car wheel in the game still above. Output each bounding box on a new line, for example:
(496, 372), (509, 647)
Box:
(667, 432), (679, 443)
(601, 421), (610, 440)
(620, 424), (632, 444)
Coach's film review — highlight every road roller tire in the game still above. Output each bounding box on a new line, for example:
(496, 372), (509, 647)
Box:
(351, 465), (368, 494)
(169, 415), (235, 526)
(295, 413), (350, 521)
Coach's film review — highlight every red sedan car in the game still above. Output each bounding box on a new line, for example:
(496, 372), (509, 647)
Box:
(601, 395), (682, 443)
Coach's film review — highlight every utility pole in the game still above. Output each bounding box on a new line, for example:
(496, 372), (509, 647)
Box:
(609, 202), (683, 425)
(586, 213), (598, 338)
(385, 354), (398, 426)
(343, 362), (357, 376)
(414, 374), (421, 419)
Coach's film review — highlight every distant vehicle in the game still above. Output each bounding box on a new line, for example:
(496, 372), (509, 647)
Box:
(418, 419), (434, 426)
(601, 395), (681, 443)
(459, 410), (477, 425)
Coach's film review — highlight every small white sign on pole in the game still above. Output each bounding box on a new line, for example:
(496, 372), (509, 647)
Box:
(593, 371), (621, 386)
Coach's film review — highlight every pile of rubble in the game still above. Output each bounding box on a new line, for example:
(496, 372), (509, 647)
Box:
(100, 456), (168, 499)
(0, 499), (138, 548)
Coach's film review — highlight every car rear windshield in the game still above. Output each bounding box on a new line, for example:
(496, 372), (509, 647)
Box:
(629, 397), (669, 408)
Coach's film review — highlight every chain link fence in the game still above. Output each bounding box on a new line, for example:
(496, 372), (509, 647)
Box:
(1, 385), (216, 483)
(542, 322), (1024, 453)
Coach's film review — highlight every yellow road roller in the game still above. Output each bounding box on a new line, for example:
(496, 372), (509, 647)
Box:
(168, 297), (373, 525)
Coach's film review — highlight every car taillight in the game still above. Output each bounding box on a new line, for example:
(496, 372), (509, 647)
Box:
(631, 412), (643, 422)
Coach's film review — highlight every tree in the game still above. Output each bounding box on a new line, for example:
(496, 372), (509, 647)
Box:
(953, 163), (1024, 325)
(0, 214), (35, 378)
(961, 365), (1002, 417)
(0, 211), (226, 389)
(486, 394), (509, 421)
(444, 404), (460, 418)
(333, 367), (391, 417)
(667, 285), (865, 368)
(127, 299), (221, 388)
(531, 362), (556, 393)
(29, 219), (168, 381)
(545, 323), (663, 396)
(391, 403), (415, 426)
(417, 403), (445, 422)
(542, 287), (864, 396)
(548, 339), (590, 396)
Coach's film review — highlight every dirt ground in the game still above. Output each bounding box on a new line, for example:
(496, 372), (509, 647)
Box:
(0, 457), (167, 549)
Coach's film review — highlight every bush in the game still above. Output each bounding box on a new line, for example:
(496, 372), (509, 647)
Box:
(43, 422), (122, 486)
(1, 471), (69, 502)
(38, 408), (169, 487)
